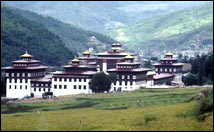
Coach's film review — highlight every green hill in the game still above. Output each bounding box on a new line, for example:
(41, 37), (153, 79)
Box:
(1, 7), (75, 67)
(107, 3), (213, 54)
(2, 6), (115, 54)
(2, 1), (204, 32)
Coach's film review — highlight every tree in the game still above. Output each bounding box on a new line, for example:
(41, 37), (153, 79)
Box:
(90, 72), (112, 93)
(1, 73), (6, 97)
(182, 73), (198, 86)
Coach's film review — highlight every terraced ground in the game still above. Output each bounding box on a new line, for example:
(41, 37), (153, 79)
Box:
(1, 87), (213, 131)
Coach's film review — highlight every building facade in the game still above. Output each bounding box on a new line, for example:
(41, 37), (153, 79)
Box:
(2, 51), (49, 98)
(107, 54), (151, 92)
(96, 42), (135, 72)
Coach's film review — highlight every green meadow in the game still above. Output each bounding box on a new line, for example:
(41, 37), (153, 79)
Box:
(1, 87), (213, 131)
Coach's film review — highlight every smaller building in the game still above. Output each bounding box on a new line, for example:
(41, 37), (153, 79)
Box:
(51, 58), (97, 96)
(152, 52), (184, 74)
(1, 51), (49, 98)
(107, 54), (151, 92)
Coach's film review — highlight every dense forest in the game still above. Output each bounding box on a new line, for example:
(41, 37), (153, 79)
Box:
(1, 7), (77, 67)
(4, 6), (115, 53)
(182, 53), (213, 86)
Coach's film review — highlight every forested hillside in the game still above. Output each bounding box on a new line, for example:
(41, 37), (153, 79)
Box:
(1, 7), (75, 67)
(2, 1), (204, 32)
(107, 3), (213, 55)
(2, 6), (115, 54)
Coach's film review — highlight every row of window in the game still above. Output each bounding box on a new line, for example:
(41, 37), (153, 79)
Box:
(113, 81), (133, 86)
(9, 85), (28, 90)
(54, 78), (87, 82)
(156, 68), (177, 72)
(32, 83), (51, 87)
(6, 73), (28, 77)
(34, 88), (51, 92)
(9, 79), (28, 83)
(161, 61), (174, 64)
(54, 85), (87, 90)
(117, 75), (136, 80)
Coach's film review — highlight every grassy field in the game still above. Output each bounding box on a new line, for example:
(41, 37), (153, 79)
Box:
(1, 87), (213, 131)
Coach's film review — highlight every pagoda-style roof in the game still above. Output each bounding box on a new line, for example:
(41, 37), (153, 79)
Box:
(112, 42), (122, 46)
(107, 67), (151, 72)
(12, 60), (41, 63)
(20, 51), (33, 58)
(83, 50), (91, 55)
(71, 58), (81, 62)
(124, 54), (134, 59)
(31, 74), (53, 83)
(117, 62), (141, 65)
(152, 63), (184, 66)
(97, 51), (134, 56)
(165, 52), (173, 56)
(153, 73), (175, 80)
(2, 65), (48, 70)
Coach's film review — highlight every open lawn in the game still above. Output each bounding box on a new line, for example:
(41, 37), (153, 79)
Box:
(1, 87), (213, 131)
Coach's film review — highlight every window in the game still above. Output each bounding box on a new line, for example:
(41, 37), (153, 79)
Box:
(125, 81), (127, 86)
(84, 79), (86, 82)
(34, 88), (36, 91)
(160, 68), (163, 72)
(9, 79), (12, 83)
(127, 75), (130, 79)
(54, 78), (57, 81)
(64, 85), (67, 89)
(39, 88), (41, 92)
(69, 78), (72, 82)
(169, 68), (172, 72)
(12, 73), (14, 77)
(130, 81), (133, 86)
(74, 85), (77, 89)
(20, 79), (22, 83)
(79, 86), (81, 89)
(15, 85), (17, 89)
(79, 79), (82, 82)
(59, 85), (62, 89)
(156, 68), (158, 72)
(41, 84), (44, 87)
(36, 84), (39, 86)
(43, 88), (45, 92)
(20, 86), (22, 89)
(46, 84), (48, 87)
(74, 78), (77, 82)
(9, 85), (11, 89)
(48, 89), (50, 92)
(25, 86), (27, 89)
(14, 79), (17, 83)
(25, 79), (28, 83)
(114, 81), (116, 85)
(173, 68), (176, 72)
(54, 85), (57, 89)
(133, 76), (136, 79)
(17, 73), (20, 77)
(64, 78), (67, 82)
(84, 86), (86, 90)
(22, 73), (25, 77)
(59, 78), (62, 82)
(122, 75), (125, 79)
(165, 68), (167, 72)
(119, 81), (122, 85)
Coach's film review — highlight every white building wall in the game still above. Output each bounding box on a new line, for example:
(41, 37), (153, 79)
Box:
(103, 62), (107, 71)
(51, 78), (92, 97)
(110, 80), (145, 92)
(6, 78), (31, 98)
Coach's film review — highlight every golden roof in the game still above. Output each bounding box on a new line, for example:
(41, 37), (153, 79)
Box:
(20, 51), (32, 58)
(83, 50), (91, 54)
(125, 54), (134, 59)
(166, 52), (173, 56)
(72, 58), (80, 62)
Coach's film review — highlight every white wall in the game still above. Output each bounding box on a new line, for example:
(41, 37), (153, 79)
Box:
(51, 78), (92, 97)
(6, 78), (31, 98)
